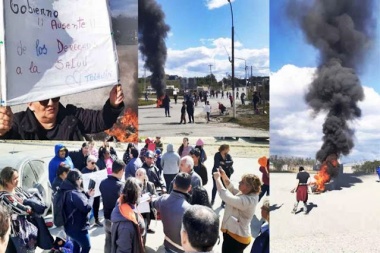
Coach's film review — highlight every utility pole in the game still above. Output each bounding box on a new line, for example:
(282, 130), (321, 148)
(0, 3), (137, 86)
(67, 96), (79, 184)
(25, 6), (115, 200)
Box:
(227, 0), (236, 118)
(209, 64), (213, 89)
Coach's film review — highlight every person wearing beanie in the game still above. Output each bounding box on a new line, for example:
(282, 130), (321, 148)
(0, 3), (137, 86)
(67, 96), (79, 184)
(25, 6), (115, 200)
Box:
(156, 149), (163, 176)
(195, 138), (207, 163)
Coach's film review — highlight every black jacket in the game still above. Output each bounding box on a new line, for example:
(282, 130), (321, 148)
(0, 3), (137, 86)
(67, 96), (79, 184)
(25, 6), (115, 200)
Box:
(163, 96), (170, 107)
(2, 99), (124, 140)
(51, 176), (64, 193)
(69, 150), (88, 170)
(193, 163), (208, 186)
(99, 175), (124, 220)
(213, 152), (234, 177)
(142, 162), (167, 191)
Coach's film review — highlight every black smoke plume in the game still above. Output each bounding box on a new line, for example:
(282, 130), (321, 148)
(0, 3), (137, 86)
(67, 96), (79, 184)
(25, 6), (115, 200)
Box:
(288, 0), (376, 162)
(138, 0), (170, 98)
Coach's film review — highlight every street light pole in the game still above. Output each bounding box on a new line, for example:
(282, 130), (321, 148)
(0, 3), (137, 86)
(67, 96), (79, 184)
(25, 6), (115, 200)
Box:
(227, 0), (236, 118)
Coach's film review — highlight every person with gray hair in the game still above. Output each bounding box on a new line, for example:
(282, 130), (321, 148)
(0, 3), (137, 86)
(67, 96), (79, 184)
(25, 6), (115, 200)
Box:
(181, 205), (219, 253)
(81, 155), (103, 227)
(0, 205), (10, 253)
(168, 156), (202, 193)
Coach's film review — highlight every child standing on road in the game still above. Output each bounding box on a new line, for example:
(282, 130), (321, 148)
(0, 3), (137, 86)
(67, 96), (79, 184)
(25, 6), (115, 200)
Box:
(180, 101), (187, 124)
(204, 101), (211, 123)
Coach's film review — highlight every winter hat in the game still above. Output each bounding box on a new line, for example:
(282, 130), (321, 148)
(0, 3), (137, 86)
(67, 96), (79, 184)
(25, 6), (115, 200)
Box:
(196, 139), (204, 146)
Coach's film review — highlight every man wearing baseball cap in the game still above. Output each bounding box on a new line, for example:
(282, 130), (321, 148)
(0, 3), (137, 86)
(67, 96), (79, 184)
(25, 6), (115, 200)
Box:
(142, 150), (167, 193)
(154, 136), (164, 152)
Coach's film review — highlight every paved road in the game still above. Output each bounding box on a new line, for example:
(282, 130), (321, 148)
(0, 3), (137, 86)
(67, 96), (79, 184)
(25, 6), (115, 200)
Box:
(138, 94), (269, 137)
(0, 138), (268, 253)
(271, 172), (379, 253)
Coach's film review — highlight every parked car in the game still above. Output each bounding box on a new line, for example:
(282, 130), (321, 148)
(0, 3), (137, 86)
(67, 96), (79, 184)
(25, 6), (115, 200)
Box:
(0, 153), (52, 215)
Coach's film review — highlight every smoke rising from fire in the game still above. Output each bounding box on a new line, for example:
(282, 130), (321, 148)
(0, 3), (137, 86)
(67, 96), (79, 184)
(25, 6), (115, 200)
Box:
(288, 0), (376, 162)
(138, 0), (170, 98)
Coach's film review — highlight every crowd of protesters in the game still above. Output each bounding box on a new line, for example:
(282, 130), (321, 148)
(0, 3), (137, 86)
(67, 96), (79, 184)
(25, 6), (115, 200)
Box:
(155, 88), (263, 124)
(0, 138), (269, 253)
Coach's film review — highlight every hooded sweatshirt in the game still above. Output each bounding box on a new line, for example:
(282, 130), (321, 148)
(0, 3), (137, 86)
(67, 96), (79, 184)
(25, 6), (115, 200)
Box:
(161, 144), (180, 175)
(48, 144), (74, 184)
(60, 180), (93, 232)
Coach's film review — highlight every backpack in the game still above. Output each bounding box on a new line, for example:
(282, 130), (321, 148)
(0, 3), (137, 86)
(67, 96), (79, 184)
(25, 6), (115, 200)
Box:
(251, 229), (269, 253)
(52, 189), (76, 227)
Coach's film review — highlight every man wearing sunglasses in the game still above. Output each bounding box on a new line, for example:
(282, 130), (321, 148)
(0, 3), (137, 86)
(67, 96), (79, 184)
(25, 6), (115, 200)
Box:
(0, 85), (124, 140)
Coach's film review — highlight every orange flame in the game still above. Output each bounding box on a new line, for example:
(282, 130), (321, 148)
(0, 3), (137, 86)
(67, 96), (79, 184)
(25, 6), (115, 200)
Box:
(314, 156), (339, 192)
(157, 96), (164, 108)
(314, 163), (330, 192)
(105, 109), (138, 142)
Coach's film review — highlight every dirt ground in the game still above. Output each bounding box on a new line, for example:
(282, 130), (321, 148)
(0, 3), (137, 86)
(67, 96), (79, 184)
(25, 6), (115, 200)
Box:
(217, 104), (269, 131)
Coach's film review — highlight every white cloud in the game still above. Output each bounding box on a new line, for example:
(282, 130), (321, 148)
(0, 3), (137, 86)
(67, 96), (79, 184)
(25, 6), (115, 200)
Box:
(204, 0), (235, 10)
(270, 65), (380, 163)
(138, 37), (269, 81)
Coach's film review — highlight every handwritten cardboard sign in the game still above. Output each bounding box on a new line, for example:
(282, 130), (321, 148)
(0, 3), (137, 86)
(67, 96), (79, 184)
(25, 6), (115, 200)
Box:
(3, 0), (118, 105)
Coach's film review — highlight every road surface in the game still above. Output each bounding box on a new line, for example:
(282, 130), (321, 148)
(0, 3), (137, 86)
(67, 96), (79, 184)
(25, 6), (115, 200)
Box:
(271, 172), (379, 253)
(138, 94), (269, 137)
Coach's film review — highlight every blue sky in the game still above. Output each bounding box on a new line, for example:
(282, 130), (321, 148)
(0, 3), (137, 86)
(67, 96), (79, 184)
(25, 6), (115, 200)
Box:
(138, 0), (269, 81)
(270, 0), (380, 163)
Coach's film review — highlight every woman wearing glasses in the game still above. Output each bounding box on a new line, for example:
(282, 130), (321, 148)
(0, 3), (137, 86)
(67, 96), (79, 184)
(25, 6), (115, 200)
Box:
(213, 169), (261, 253)
(61, 169), (95, 253)
(0, 84), (124, 140)
(81, 155), (103, 227)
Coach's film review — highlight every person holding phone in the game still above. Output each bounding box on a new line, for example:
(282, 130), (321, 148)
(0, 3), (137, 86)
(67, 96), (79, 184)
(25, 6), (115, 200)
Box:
(213, 169), (261, 253)
(60, 169), (95, 253)
(81, 155), (103, 227)
(211, 144), (234, 207)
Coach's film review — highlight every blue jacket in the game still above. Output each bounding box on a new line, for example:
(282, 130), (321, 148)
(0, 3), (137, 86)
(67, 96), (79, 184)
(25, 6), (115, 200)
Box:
(125, 158), (143, 179)
(60, 180), (93, 232)
(48, 144), (74, 184)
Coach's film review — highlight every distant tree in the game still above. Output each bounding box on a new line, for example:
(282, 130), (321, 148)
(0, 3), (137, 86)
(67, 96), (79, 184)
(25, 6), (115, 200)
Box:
(352, 160), (380, 174)
(270, 155), (316, 171)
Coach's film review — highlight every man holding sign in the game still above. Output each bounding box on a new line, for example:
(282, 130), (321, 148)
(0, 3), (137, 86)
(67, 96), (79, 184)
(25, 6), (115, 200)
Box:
(0, 84), (124, 140)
